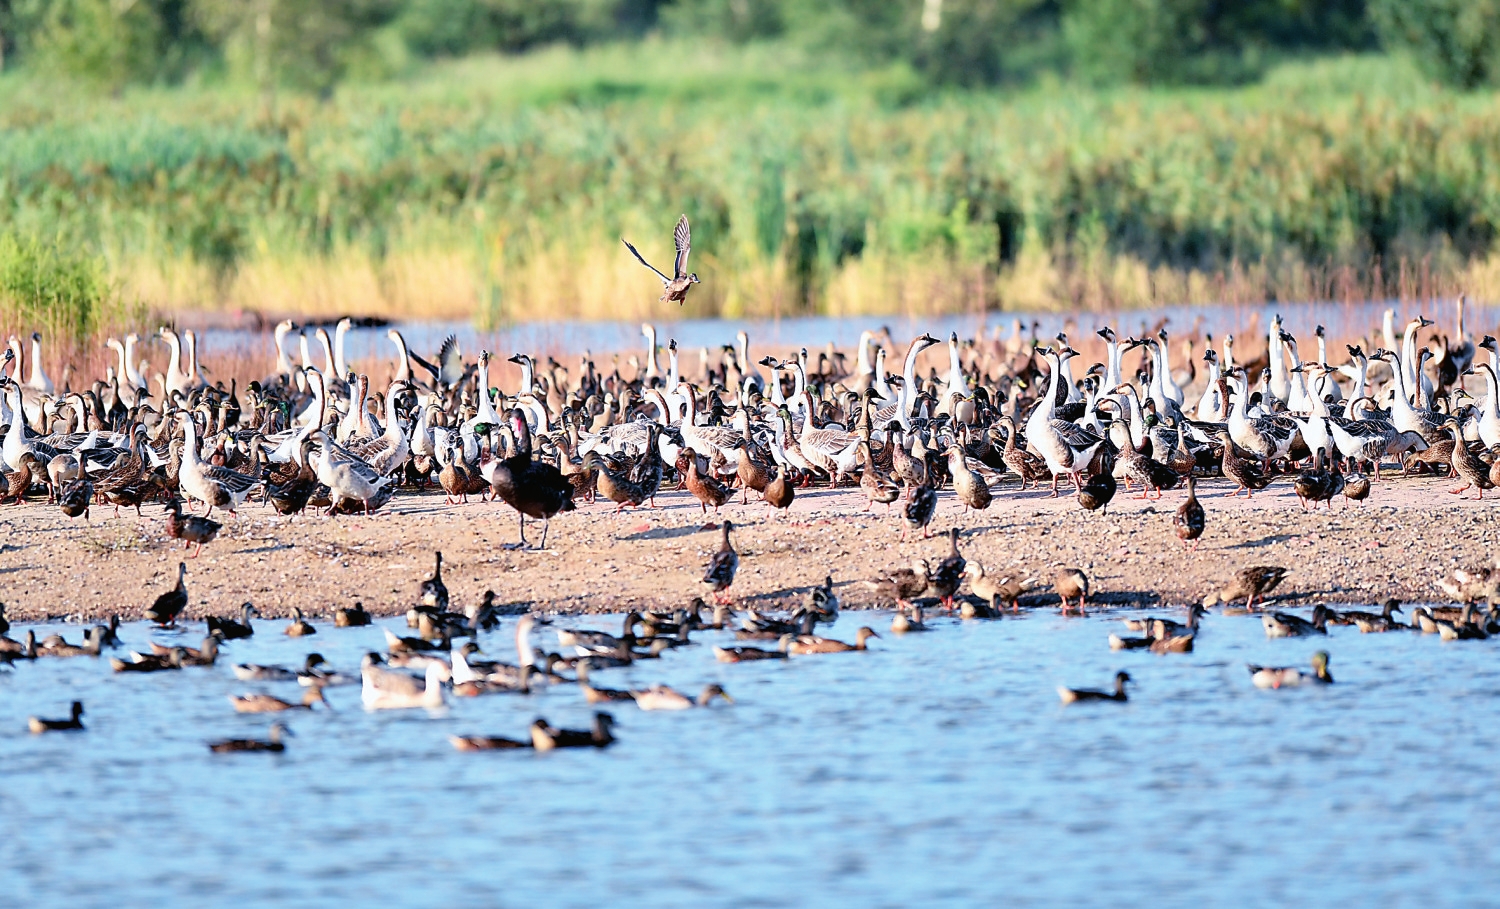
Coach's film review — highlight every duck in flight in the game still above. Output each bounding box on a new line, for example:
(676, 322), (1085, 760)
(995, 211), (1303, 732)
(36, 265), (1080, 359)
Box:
(623, 214), (700, 305)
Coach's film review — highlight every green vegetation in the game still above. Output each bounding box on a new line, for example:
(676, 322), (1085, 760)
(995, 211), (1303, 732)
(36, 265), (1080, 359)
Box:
(0, 232), (130, 345)
(0, 2), (1497, 323)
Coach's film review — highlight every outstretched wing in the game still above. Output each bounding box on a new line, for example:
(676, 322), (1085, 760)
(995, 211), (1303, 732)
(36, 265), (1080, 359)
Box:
(672, 214), (691, 278)
(436, 334), (464, 386)
(622, 238), (671, 285)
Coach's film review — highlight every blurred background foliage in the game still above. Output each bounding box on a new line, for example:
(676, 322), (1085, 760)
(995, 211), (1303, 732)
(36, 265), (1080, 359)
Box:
(0, 0), (1498, 323)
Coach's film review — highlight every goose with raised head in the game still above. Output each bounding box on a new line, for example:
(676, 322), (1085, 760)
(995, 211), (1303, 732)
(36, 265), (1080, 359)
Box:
(177, 413), (258, 516)
(1028, 346), (1104, 496)
(309, 430), (389, 516)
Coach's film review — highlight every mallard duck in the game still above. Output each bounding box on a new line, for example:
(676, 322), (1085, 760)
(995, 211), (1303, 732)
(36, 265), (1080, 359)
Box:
(178, 634), (222, 667)
(234, 652), (326, 682)
(1343, 599), (1405, 633)
(557, 612), (641, 654)
(1293, 450), (1343, 511)
(996, 416), (1049, 489)
(334, 602), (372, 627)
(789, 627), (879, 654)
(713, 635), (793, 662)
(530, 712), (617, 751)
(230, 687), (328, 713)
(892, 605), (933, 634)
(1054, 567), (1090, 614)
(419, 551), (449, 612)
(1443, 419), (1494, 499)
(207, 603), (257, 640)
(1058, 671), (1130, 704)
(703, 520), (739, 604)
(450, 732), (532, 751)
(1173, 476), (1206, 549)
(1219, 566), (1287, 611)
(208, 722), (292, 753)
(858, 441), (901, 512)
(901, 481), (938, 541)
(623, 214), (699, 305)
(284, 607), (316, 637)
(1075, 458), (1117, 514)
(1438, 560), (1500, 603)
(165, 498), (221, 558)
(965, 562), (1025, 611)
(36, 626), (104, 658)
(57, 459), (92, 520)
(1262, 605), (1328, 638)
(946, 445), (993, 512)
(680, 451), (732, 514)
(28, 701), (84, 733)
(2, 451), (38, 504)
(870, 558), (931, 607)
(924, 528), (967, 608)
(145, 562), (189, 627)
(1342, 472), (1370, 503)
(762, 464), (797, 511)
(1249, 651), (1332, 688)
(0, 629), (34, 660)
(1436, 604), (1489, 641)
(804, 575), (839, 623)
(1217, 430), (1272, 497)
(489, 408), (576, 549)
(631, 684), (733, 711)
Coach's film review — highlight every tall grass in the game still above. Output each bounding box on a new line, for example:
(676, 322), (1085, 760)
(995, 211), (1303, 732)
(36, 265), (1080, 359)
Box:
(0, 233), (136, 347)
(1, 47), (1498, 325)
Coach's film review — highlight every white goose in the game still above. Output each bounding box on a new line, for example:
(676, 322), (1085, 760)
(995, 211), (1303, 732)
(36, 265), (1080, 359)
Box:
(310, 429), (391, 515)
(796, 389), (863, 481)
(178, 413), (259, 515)
(1026, 346), (1104, 496)
(361, 655), (448, 710)
(160, 327), (192, 398)
(1195, 349), (1224, 421)
(870, 334), (940, 430)
(1226, 368), (1296, 466)
(675, 382), (743, 467)
(349, 381), (414, 475)
(23, 332), (53, 395)
(461, 352), (503, 436)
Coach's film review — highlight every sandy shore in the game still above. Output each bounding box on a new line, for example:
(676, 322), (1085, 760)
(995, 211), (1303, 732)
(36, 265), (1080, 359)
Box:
(0, 470), (1493, 625)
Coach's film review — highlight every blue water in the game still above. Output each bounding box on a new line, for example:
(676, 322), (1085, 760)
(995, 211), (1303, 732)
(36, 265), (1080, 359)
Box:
(3, 605), (1498, 908)
(198, 298), (1497, 368)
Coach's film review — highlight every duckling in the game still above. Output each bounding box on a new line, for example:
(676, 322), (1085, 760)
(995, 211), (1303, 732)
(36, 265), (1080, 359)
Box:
(28, 701), (84, 733)
(630, 684), (733, 711)
(1058, 671), (1130, 704)
(1054, 567), (1090, 615)
(1262, 605), (1329, 638)
(207, 603), (257, 640)
(790, 626), (879, 654)
(208, 722), (292, 753)
(702, 520), (739, 604)
(965, 562), (1026, 612)
(230, 687), (328, 713)
(284, 607), (316, 637)
(713, 634), (793, 662)
(165, 498), (222, 558)
(530, 712), (617, 751)
(891, 605), (933, 634)
(334, 602), (372, 627)
(927, 527), (966, 609)
(1249, 651), (1332, 688)
(450, 732), (532, 751)
(145, 562), (189, 627)
(1218, 566), (1288, 611)
(901, 481), (937, 540)
(1173, 476), (1206, 549)
(420, 551), (449, 612)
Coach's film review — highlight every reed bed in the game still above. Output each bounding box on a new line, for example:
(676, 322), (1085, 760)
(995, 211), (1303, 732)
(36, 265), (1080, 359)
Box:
(3, 51), (1500, 323)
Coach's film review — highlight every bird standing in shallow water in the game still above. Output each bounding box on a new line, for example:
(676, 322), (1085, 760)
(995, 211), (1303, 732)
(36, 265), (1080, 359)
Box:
(1054, 567), (1090, 615)
(622, 215), (699, 306)
(146, 563), (189, 627)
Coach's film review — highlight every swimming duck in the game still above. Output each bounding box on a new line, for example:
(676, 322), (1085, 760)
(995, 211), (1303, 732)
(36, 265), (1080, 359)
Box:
(207, 603), (257, 640)
(178, 634), (222, 667)
(1249, 651), (1332, 688)
(36, 626), (104, 658)
(165, 498), (222, 558)
(1173, 476), (1206, 548)
(703, 520), (739, 604)
(234, 652), (327, 682)
(145, 562), (189, 627)
(230, 687), (328, 713)
(334, 602), (372, 627)
(1436, 605), (1489, 641)
(28, 701), (84, 733)
(630, 684), (733, 711)
(713, 635), (793, 663)
(0, 629), (36, 660)
(891, 605), (933, 634)
(557, 612), (641, 654)
(298, 655), (358, 688)
(361, 655), (449, 710)
(927, 528), (966, 609)
(1218, 566), (1288, 611)
(208, 723), (292, 754)
(1343, 599), (1406, 633)
(1058, 671), (1130, 704)
(284, 607), (316, 637)
(450, 732), (532, 751)
(111, 647), (185, 673)
(1262, 606), (1328, 638)
(531, 712), (618, 751)
(1054, 567), (1090, 615)
(789, 627), (879, 654)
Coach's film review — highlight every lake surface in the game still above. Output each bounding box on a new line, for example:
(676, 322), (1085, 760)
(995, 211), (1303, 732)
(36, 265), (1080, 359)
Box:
(199, 297), (1495, 368)
(3, 606), (1498, 908)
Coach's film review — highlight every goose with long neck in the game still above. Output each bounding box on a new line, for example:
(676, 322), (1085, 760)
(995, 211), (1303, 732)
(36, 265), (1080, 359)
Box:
(1098, 327), (1123, 391)
(1280, 332), (1313, 413)
(1156, 329), (1184, 406)
(106, 338), (139, 408)
(1195, 349), (1224, 421)
(1226, 368), (1294, 465)
(1222, 334), (1236, 370)
(758, 356), (787, 408)
(1054, 334), (1083, 406)
(1267, 314), (1290, 406)
(788, 349), (809, 414)
(1, 380), (45, 470)
(122, 333), (147, 392)
(183, 330), (206, 389)
(1342, 346), (1370, 420)
(1374, 349), (1443, 441)
(1400, 316), (1434, 405)
(1311, 326), (1343, 405)
(337, 375), (374, 443)
(1474, 363), (1500, 447)
(872, 334), (939, 430)
(641, 324), (661, 383)
(388, 328), (416, 385)
(1450, 295), (1475, 384)
(851, 330), (876, 391)
(24, 332), (52, 395)
(271, 320), (298, 379)
(871, 347), (895, 403)
(674, 382), (742, 466)
(1026, 346), (1103, 496)
(1108, 383), (1149, 452)
(462, 352), (502, 435)
(1382, 309), (1399, 358)
(178, 412), (258, 515)
(736, 331), (764, 393)
(160, 327), (190, 397)
(938, 331), (971, 416)
(796, 388), (862, 480)
(348, 381), (413, 475)
(333, 318), (353, 378)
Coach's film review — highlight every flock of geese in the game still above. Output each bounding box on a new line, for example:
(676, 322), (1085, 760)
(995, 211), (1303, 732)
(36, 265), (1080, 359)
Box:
(1, 295), (1496, 555)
